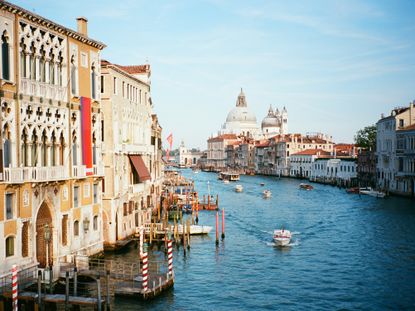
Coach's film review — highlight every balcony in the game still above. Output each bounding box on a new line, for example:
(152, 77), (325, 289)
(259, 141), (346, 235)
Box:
(72, 165), (87, 179)
(20, 78), (68, 102)
(3, 166), (68, 183)
(93, 164), (104, 176)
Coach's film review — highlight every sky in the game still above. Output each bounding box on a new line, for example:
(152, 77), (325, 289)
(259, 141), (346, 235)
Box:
(13, 0), (415, 149)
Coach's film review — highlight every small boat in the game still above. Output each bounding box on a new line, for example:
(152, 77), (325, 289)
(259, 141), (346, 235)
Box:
(263, 190), (271, 198)
(273, 228), (292, 247)
(346, 187), (360, 194)
(175, 224), (213, 235)
(193, 169), (200, 174)
(182, 204), (192, 213)
(299, 183), (313, 190)
(223, 180), (230, 184)
(235, 185), (243, 192)
(260, 183), (265, 186)
(359, 187), (386, 198)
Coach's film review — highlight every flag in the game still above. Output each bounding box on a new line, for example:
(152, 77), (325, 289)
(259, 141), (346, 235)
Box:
(81, 97), (93, 176)
(166, 133), (173, 162)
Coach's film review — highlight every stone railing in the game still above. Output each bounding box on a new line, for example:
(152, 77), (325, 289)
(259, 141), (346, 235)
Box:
(4, 166), (68, 183)
(20, 78), (67, 102)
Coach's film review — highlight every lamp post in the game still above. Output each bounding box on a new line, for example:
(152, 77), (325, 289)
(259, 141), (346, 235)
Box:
(44, 223), (51, 269)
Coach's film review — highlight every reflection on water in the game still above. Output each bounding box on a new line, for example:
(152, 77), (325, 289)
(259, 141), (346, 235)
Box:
(111, 170), (415, 310)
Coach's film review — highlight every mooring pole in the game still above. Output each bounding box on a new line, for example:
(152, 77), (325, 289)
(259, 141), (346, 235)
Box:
(97, 276), (102, 311)
(74, 267), (78, 297)
(221, 208), (225, 240)
(37, 270), (42, 311)
(106, 270), (110, 311)
(215, 211), (219, 246)
(65, 271), (69, 311)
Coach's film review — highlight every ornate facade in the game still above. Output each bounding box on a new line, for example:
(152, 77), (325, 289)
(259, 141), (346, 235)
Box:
(0, 2), (105, 277)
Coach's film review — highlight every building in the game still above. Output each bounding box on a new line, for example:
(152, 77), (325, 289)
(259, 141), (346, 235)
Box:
(0, 2), (105, 277)
(376, 102), (415, 194)
(310, 158), (357, 185)
(207, 134), (239, 171)
(176, 141), (202, 168)
(100, 59), (162, 247)
(261, 105), (288, 139)
(357, 149), (376, 187)
(290, 149), (331, 178)
(396, 124), (415, 197)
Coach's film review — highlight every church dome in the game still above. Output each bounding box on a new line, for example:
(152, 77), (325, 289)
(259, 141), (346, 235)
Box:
(261, 106), (280, 129)
(225, 89), (257, 123)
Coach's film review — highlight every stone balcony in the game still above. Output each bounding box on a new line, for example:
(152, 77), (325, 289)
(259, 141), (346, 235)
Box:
(20, 78), (68, 102)
(93, 164), (104, 177)
(72, 165), (87, 179)
(3, 166), (68, 183)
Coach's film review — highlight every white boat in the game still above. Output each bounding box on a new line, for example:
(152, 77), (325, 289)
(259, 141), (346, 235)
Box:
(223, 180), (230, 184)
(218, 172), (240, 181)
(263, 190), (271, 198)
(273, 229), (291, 246)
(359, 187), (386, 198)
(235, 185), (243, 192)
(175, 224), (212, 235)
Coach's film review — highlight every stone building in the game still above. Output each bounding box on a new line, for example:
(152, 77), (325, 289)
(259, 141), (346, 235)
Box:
(176, 141), (202, 168)
(0, 1), (105, 277)
(100, 60), (162, 247)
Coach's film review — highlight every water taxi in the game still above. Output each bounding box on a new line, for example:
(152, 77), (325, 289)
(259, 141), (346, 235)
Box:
(299, 183), (313, 190)
(273, 228), (292, 246)
(218, 172), (240, 181)
(263, 190), (271, 198)
(235, 185), (243, 192)
(359, 187), (386, 198)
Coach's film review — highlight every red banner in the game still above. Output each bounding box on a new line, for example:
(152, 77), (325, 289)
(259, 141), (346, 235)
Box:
(81, 97), (93, 176)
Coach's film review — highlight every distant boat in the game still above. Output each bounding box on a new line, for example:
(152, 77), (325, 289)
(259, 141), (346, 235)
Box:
(218, 172), (240, 181)
(273, 228), (292, 247)
(260, 183), (265, 186)
(235, 185), (243, 193)
(299, 183), (313, 190)
(223, 180), (230, 184)
(359, 187), (386, 198)
(263, 190), (271, 198)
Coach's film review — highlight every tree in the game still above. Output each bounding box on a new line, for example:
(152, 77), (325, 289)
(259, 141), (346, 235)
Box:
(355, 125), (376, 150)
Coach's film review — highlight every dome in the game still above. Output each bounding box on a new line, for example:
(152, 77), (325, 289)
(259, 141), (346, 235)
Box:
(226, 106), (257, 123)
(262, 106), (280, 129)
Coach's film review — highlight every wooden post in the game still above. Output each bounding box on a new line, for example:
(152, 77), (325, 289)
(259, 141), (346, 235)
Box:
(97, 276), (102, 311)
(181, 214), (184, 244)
(65, 271), (69, 311)
(187, 219), (191, 249)
(221, 208), (225, 240)
(37, 270), (42, 311)
(74, 267), (78, 297)
(183, 224), (187, 255)
(106, 270), (110, 311)
(215, 211), (219, 246)
(208, 195), (211, 209)
(216, 194), (219, 207)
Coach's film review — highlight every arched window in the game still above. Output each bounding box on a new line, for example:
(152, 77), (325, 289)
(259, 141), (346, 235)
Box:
(31, 131), (38, 167)
(51, 131), (56, 166)
(91, 63), (96, 99)
(41, 130), (47, 166)
(21, 129), (28, 166)
(3, 123), (11, 167)
(2, 32), (10, 80)
(72, 131), (77, 165)
(74, 220), (79, 236)
(59, 132), (65, 166)
(49, 54), (55, 85)
(20, 40), (26, 78)
(93, 215), (98, 231)
(57, 52), (63, 86)
(92, 132), (97, 165)
(5, 236), (15, 257)
(70, 56), (77, 95)
(40, 47), (46, 82)
(29, 43), (36, 80)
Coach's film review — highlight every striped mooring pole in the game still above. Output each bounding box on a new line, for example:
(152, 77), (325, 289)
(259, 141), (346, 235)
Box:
(139, 227), (144, 260)
(167, 237), (173, 276)
(142, 243), (148, 292)
(12, 265), (18, 311)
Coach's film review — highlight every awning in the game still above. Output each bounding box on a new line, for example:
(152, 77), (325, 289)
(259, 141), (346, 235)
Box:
(129, 155), (151, 182)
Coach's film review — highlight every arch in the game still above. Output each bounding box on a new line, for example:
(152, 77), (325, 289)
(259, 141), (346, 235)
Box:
(5, 235), (15, 257)
(35, 201), (54, 268)
(2, 31), (10, 80)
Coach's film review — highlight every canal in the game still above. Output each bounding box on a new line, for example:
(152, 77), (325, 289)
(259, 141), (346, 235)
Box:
(110, 170), (415, 310)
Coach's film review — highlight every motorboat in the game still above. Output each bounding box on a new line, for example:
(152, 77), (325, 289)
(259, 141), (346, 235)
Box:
(235, 185), (243, 192)
(273, 228), (292, 247)
(299, 183), (313, 190)
(359, 187), (386, 198)
(263, 190), (271, 198)
(223, 180), (230, 184)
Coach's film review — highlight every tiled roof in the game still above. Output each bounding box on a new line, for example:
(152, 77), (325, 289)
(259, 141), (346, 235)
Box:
(118, 65), (150, 74)
(208, 134), (238, 143)
(291, 149), (331, 156)
(398, 123), (415, 131)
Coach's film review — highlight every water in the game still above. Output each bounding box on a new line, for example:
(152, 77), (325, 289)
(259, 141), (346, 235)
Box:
(111, 170), (415, 310)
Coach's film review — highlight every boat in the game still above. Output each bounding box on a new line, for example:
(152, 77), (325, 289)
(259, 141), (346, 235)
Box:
(359, 187), (386, 198)
(346, 187), (360, 194)
(182, 204), (193, 213)
(299, 183), (313, 190)
(235, 185), (243, 192)
(263, 190), (271, 198)
(175, 224), (213, 235)
(218, 172), (240, 181)
(223, 180), (230, 184)
(273, 228), (292, 247)
(260, 183), (265, 186)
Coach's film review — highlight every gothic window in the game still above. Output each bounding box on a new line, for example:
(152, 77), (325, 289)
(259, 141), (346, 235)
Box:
(1, 32), (10, 80)
(51, 131), (57, 166)
(3, 123), (11, 167)
(59, 132), (65, 166)
(74, 220), (79, 236)
(5, 192), (14, 220)
(72, 131), (78, 165)
(32, 131), (38, 167)
(29, 43), (36, 80)
(92, 132), (97, 165)
(58, 52), (63, 86)
(41, 130), (47, 166)
(93, 215), (98, 231)
(21, 129), (28, 166)
(20, 40), (26, 78)
(70, 55), (77, 95)
(40, 47), (46, 82)
(5, 236), (15, 257)
(91, 63), (96, 99)
(50, 54), (55, 85)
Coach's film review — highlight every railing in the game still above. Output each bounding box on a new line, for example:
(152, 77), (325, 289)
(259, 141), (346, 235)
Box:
(20, 78), (68, 102)
(4, 166), (68, 183)
(73, 165), (87, 179)
(93, 164), (104, 176)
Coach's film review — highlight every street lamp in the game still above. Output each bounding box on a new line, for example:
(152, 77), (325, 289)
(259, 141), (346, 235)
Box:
(44, 224), (51, 269)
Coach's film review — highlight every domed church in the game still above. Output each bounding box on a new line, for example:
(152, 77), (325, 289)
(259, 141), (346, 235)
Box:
(220, 89), (288, 139)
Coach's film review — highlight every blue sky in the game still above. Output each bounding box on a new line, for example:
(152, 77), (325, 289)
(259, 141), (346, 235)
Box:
(14, 0), (415, 149)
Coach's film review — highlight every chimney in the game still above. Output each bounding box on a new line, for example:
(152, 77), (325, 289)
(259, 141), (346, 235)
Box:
(76, 17), (88, 36)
